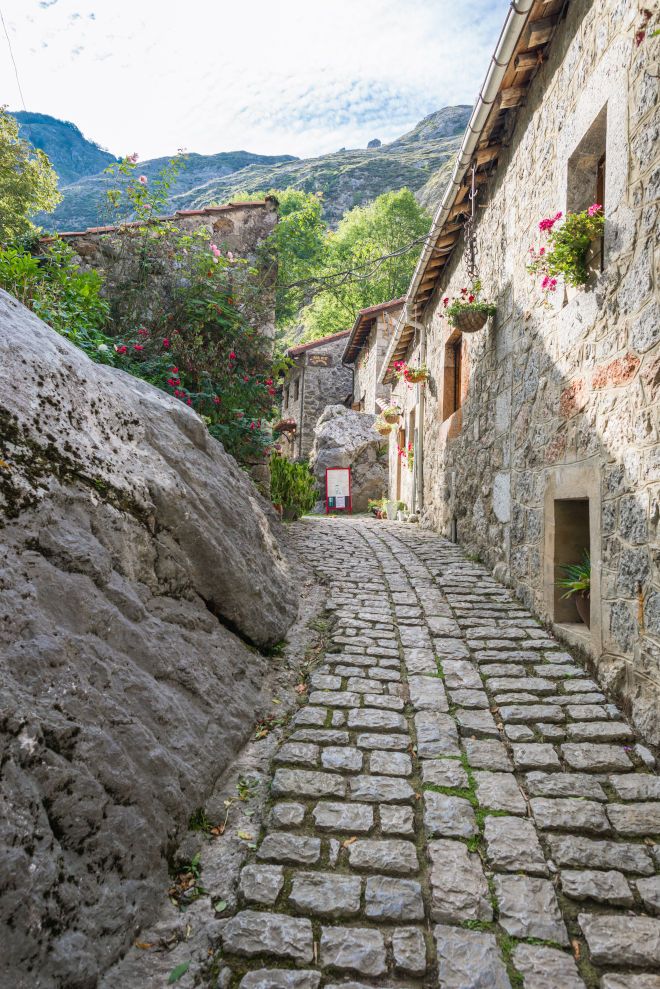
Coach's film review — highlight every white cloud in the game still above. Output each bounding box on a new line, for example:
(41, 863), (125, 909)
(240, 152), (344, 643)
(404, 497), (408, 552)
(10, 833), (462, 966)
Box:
(2, 0), (508, 160)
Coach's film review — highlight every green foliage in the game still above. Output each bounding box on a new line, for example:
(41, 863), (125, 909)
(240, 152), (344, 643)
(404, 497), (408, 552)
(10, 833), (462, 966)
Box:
(0, 240), (112, 361)
(104, 151), (187, 222)
(301, 188), (431, 339)
(528, 206), (605, 289)
(557, 551), (591, 598)
(167, 961), (191, 984)
(0, 107), (61, 243)
(270, 453), (317, 518)
(266, 188), (327, 326)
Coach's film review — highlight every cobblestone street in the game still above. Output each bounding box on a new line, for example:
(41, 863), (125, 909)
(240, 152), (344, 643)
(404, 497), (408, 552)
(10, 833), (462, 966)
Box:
(218, 517), (660, 989)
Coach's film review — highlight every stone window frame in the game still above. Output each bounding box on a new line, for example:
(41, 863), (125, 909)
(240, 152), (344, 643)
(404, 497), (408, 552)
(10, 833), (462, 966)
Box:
(543, 461), (602, 657)
(566, 102), (608, 274)
(442, 330), (464, 422)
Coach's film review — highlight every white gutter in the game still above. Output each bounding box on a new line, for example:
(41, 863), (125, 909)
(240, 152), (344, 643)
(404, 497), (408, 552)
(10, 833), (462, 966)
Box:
(381, 0), (534, 380)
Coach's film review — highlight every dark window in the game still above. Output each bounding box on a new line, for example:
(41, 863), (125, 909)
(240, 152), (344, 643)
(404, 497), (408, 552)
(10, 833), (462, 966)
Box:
(283, 387), (289, 410)
(567, 104), (607, 272)
(442, 332), (463, 421)
(293, 378), (300, 401)
(553, 499), (590, 625)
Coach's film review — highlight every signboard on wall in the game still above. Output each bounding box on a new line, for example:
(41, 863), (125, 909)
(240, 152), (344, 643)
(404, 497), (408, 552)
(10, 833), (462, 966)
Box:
(325, 467), (352, 514)
(307, 353), (333, 367)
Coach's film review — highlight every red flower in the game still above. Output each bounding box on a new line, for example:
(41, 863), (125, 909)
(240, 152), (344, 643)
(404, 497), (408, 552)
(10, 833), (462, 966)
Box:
(213, 396), (221, 405)
(243, 375), (249, 382)
(186, 398), (192, 406)
(250, 422), (256, 430)
(468, 294), (475, 303)
(162, 338), (170, 348)
(171, 366), (179, 373)
(134, 344), (144, 352)
(138, 328), (149, 337)
(268, 387), (276, 396)
(442, 297), (449, 307)
(229, 351), (237, 360)
(115, 345), (127, 355)
(460, 288), (468, 295)
(265, 378), (273, 385)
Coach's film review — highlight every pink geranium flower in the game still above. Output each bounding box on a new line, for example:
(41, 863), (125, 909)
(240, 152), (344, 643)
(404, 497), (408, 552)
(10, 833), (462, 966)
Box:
(138, 175), (148, 185)
(588, 203), (603, 216)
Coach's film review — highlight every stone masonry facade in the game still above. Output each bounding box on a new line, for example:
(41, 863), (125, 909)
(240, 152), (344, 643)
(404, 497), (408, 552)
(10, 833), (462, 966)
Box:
(346, 300), (403, 414)
(39, 200), (279, 340)
(386, 0), (660, 744)
(281, 332), (352, 460)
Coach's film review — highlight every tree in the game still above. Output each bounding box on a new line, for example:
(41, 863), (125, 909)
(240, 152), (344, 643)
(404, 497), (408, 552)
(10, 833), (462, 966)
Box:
(0, 107), (60, 243)
(266, 188), (326, 326)
(301, 188), (431, 339)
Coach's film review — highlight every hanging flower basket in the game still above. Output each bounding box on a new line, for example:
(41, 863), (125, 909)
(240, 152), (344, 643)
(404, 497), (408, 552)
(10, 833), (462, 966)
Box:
(382, 406), (402, 424)
(451, 307), (490, 333)
(443, 283), (496, 333)
(273, 418), (297, 434)
(393, 362), (429, 385)
(406, 367), (429, 384)
(376, 421), (393, 436)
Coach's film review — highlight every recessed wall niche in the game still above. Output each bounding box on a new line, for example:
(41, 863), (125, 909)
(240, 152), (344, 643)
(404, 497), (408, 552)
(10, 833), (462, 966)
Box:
(553, 498), (590, 623)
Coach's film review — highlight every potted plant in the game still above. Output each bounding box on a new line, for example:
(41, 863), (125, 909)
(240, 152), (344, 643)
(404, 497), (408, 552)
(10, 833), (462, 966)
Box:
(375, 417), (393, 436)
(443, 280), (497, 333)
(382, 405), (402, 424)
(528, 204), (605, 295)
(557, 551), (591, 627)
(393, 361), (430, 386)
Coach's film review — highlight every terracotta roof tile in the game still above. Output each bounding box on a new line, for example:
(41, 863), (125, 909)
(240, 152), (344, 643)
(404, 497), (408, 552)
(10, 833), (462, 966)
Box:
(287, 329), (350, 357)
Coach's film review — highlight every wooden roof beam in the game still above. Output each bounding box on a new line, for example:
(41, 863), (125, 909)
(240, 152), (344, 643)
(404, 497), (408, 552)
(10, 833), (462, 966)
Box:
(475, 144), (501, 166)
(500, 86), (526, 109)
(526, 16), (556, 48)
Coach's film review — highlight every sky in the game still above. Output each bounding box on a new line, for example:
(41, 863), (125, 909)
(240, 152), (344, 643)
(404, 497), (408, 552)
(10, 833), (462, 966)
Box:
(2, 0), (509, 162)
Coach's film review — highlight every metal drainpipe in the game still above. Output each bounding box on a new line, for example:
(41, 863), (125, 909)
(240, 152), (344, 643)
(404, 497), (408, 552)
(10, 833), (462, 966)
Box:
(406, 314), (427, 515)
(298, 362), (305, 459)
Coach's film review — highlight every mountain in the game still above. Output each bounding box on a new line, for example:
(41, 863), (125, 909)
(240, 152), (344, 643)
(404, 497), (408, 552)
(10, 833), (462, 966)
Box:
(31, 106), (471, 231)
(13, 112), (119, 187)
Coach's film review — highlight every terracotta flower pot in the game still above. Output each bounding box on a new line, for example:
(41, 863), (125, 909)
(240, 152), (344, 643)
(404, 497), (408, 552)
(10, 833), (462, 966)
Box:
(575, 591), (591, 628)
(453, 308), (489, 333)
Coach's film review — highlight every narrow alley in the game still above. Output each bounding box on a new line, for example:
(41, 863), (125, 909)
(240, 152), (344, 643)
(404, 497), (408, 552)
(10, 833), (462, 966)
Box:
(216, 517), (660, 989)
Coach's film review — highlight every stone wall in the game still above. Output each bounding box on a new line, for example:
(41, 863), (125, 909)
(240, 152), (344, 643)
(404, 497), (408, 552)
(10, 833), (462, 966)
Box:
(281, 333), (352, 460)
(352, 310), (398, 413)
(39, 200), (278, 340)
(405, 0), (660, 742)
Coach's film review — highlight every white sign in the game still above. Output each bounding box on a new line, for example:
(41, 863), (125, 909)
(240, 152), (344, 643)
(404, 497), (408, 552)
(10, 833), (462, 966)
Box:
(327, 468), (350, 498)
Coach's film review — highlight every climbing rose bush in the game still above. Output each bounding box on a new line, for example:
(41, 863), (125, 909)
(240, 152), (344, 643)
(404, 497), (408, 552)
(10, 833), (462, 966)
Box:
(111, 238), (278, 462)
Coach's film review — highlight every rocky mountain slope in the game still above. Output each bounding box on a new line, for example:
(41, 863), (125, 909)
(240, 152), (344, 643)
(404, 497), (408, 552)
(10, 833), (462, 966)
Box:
(14, 111), (119, 187)
(34, 106), (471, 231)
(0, 289), (298, 987)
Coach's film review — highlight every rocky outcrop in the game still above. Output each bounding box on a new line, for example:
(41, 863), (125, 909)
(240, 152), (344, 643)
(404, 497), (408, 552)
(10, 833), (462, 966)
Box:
(0, 290), (298, 988)
(309, 405), (388, 513)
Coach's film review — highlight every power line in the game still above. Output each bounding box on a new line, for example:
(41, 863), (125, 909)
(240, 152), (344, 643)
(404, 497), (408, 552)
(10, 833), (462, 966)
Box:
(0, 6), (27, 110)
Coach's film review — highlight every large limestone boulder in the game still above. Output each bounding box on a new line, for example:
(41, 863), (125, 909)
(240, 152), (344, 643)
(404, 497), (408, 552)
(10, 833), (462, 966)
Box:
(309, 404), (388, 513)
(0, 291), (298, 987)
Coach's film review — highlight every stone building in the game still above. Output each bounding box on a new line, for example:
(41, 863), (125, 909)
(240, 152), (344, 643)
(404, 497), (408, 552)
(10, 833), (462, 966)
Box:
(39, 199), (279, 340)
(279, 331), (352, 459)
(380, 0), (660, 741)
(342, 298), (404, 413)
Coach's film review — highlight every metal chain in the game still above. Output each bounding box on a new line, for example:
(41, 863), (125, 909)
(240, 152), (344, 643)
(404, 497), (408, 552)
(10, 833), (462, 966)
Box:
(463, 164), (478, 284)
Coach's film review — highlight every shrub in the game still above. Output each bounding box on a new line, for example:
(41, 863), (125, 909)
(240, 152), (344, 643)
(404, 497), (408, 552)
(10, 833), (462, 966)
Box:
(0, 240), (113, 362)
(270, 453), (317, 519)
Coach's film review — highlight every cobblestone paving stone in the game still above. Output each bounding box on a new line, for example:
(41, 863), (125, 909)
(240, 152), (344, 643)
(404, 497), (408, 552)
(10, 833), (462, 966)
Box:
(218, 518), (660, 988)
